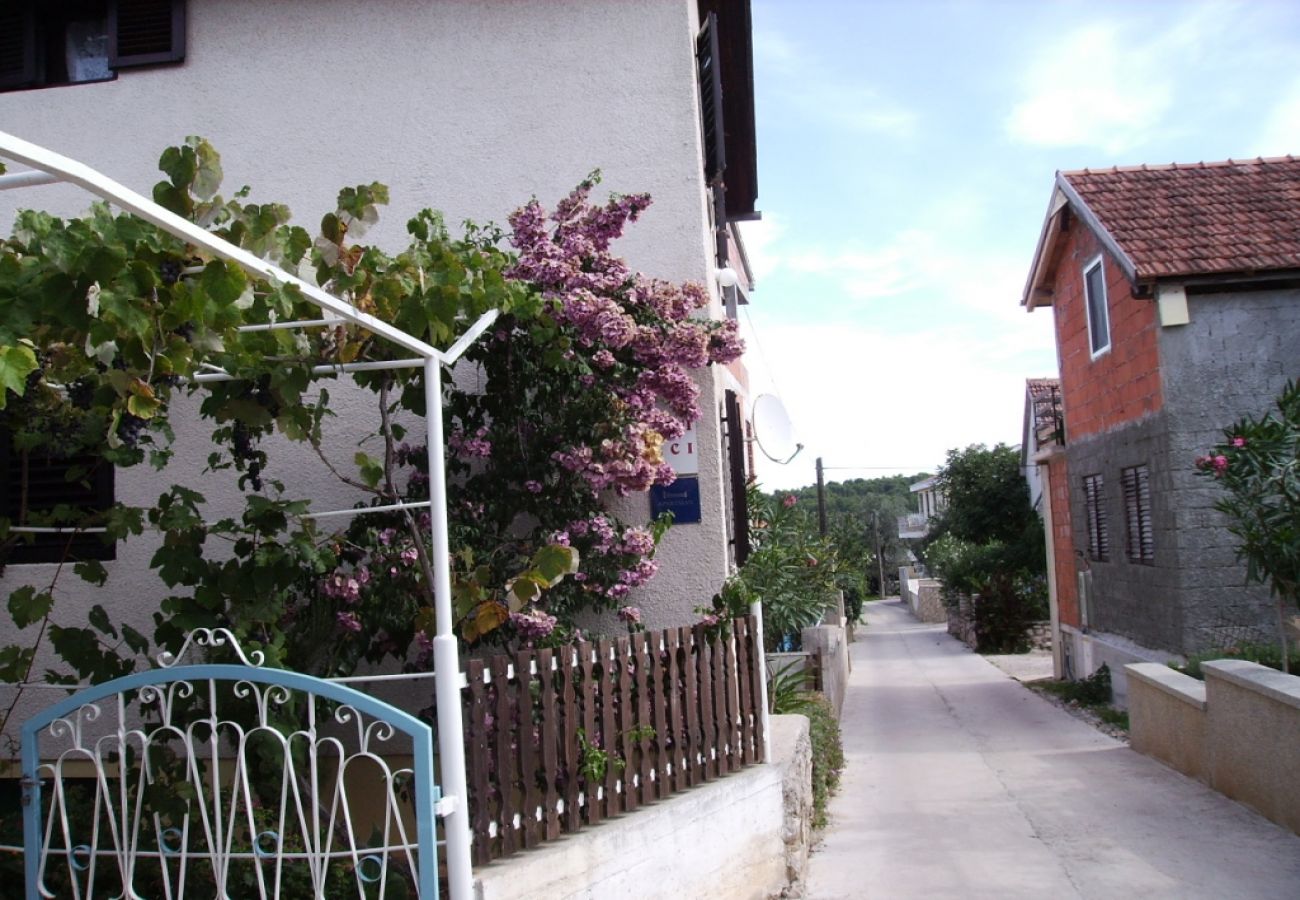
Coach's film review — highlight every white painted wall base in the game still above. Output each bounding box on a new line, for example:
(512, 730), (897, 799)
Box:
(1060, 625), (1184, 708)
(474, 717), (810, 900)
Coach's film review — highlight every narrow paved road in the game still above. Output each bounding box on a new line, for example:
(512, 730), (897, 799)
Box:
(805, 599), (1300, 899)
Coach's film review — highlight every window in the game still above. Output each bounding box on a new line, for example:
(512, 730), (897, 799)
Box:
(0, 0), (184, 94)
(0, 444), (115, 564)
(1083, 256), (1110, 358)
(1122, 464), (1154, 564)
(1083, 473), (1108, 562)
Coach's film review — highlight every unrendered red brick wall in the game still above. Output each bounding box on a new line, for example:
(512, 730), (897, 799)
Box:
(1053, 225), (1163, 440)
(1046, 456), (1079, 628)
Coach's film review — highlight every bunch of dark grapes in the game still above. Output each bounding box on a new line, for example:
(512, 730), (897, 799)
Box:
(173, 322), (195, 341)
(159, 259), (183, 286)
(66, 377), (95, 410)
(250, 374), (281, 418)
(231, 421), (263, 492)
(116, 413), (146, 449)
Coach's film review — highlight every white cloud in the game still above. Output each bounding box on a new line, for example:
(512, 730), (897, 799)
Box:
(754, 26), (916, 138)
(1255, 77), (1300, 157)
(740, 318), (1057, 490)
(736, 215), (783, 283)
(1005, 23), (1172, 154)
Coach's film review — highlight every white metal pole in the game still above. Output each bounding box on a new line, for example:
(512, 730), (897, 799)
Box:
(749, 600), (772, 761)
(425, 357), (474, 900)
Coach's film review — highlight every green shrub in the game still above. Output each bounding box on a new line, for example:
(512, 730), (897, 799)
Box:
(803, 693), (844, 830)
(1037, 663), (1112, 706)
(1171, 642), (1289, 681)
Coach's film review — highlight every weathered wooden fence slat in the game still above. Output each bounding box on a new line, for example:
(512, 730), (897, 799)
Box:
(460, 615), (764, 863)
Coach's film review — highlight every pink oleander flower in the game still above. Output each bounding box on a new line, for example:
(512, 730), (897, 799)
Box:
(1231, 436), (1246, 448)
(1213, 454), (1229, 472)
(782, 494), (797, 508)
(336, 611), (362, 633)
(525, 480), (543, 494)
(700, 613), (720, 628)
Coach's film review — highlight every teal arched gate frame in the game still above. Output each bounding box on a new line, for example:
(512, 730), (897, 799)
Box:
(20, 629), (442, 898)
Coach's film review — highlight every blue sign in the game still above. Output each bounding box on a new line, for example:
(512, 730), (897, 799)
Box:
(650, 476), (701, 524)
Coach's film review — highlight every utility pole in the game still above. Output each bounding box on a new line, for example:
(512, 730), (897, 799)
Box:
(815, 457), (827, 536)
(873, 510), (886, 598)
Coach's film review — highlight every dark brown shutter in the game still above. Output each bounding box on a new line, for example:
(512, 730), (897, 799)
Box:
(724, 390), (749, 566)
(0, 5), (37, 91)
(696, 11), (726, 187)
(1123, 465), (1153, 564)
(1083, 473), (1108, 562)
(109, 0), (185, 69)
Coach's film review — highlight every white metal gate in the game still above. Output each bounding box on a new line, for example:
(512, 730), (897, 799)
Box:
(20, 628), (444, 899)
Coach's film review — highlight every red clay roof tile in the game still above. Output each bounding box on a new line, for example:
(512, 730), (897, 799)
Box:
(1061, 156), (1300, 279)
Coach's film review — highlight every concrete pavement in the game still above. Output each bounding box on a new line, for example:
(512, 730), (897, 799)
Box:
(804, 599), (1300, 899)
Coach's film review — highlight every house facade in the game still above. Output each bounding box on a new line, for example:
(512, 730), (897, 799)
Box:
(1022, 158), (1300, 693)
(0, 0), (760, 638)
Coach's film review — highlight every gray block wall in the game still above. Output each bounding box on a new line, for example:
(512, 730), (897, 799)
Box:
(1158, 286), (1300, 651)
(1066, 414), (1185, 652)
(1065, 286), (1298, 656)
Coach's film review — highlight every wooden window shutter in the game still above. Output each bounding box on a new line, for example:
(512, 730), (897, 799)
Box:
(696, 11), (726, 186)
(1122, 465), (1154, 564)
(724, 390), (749, 566)
(109, 0), (185, 69)
(0, 5), (37, 91)
(1083, 474), (1108, 562)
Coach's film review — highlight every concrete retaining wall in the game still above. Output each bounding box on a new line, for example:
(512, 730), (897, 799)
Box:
(474, 716), (812, 900)
(801, 624), (849, 718)
(1126, 660), (1300, 836)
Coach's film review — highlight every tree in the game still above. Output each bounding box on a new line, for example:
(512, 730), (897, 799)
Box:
(921, 444), (1046, 652)
(0, 140), (742, 734)
(1194, 380), (1300, 672)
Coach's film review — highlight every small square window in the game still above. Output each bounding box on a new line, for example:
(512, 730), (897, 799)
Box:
(1083, 256), (1110, 358)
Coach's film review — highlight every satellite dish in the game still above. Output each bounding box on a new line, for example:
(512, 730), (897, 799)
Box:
(751, 394), (802, 464)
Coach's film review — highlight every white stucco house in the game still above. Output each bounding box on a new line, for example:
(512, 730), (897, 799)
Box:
(0, 0), (760, 633)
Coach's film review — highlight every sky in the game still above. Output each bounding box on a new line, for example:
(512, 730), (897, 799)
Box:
(738, 0), (1300, 490)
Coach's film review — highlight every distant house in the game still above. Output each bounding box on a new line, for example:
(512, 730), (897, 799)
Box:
(1021, 157), (1300, 696)
(897, 474), (945, 540)
(1021, 377), (1063, 515)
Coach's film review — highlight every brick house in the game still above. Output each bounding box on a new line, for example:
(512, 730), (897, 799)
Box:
(1021, 157), (1300, 696)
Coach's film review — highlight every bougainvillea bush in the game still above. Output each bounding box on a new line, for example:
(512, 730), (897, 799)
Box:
(0, 140), (741, 717)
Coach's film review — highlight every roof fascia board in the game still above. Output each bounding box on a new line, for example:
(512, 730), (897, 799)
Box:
(1021, 186), (1070, 309)
(1054, 172), (1139, 285)
(0, 130), (439, 360)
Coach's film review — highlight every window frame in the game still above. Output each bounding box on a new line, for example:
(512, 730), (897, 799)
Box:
(1082, 472), (1109, 562)
(1122, 464), (1154, 565)
(0, 0), (184, 95)
(1083, 254), (1111, 360)
(0, 443), (117, 565)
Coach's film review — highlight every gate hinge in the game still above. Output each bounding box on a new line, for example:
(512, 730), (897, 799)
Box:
(435, 794), (458, 817)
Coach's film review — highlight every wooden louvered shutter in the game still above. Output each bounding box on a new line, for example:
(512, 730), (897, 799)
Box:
(0, 445), (116, 564)
(696, 11), (726, 186)
(109, 0), (185, 69)
(1083, 474), (1108, 562)
(1123, 465), (1154, 564)
(0, 5), (37, 91)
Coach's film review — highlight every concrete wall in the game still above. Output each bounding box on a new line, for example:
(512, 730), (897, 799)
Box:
(0, 0), (736, 650)
(474, 715), (812, 900)
(801, 624), (848, 718)
(1156, 287), (1300, 651)
(1127, 660), (1300, 836)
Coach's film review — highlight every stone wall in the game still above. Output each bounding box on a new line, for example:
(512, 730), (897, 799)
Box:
(1127, 660), (1300, 836)
(474, 716), (813, 900)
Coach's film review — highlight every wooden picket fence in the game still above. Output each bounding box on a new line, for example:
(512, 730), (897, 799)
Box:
(460, 615), (766, 863)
